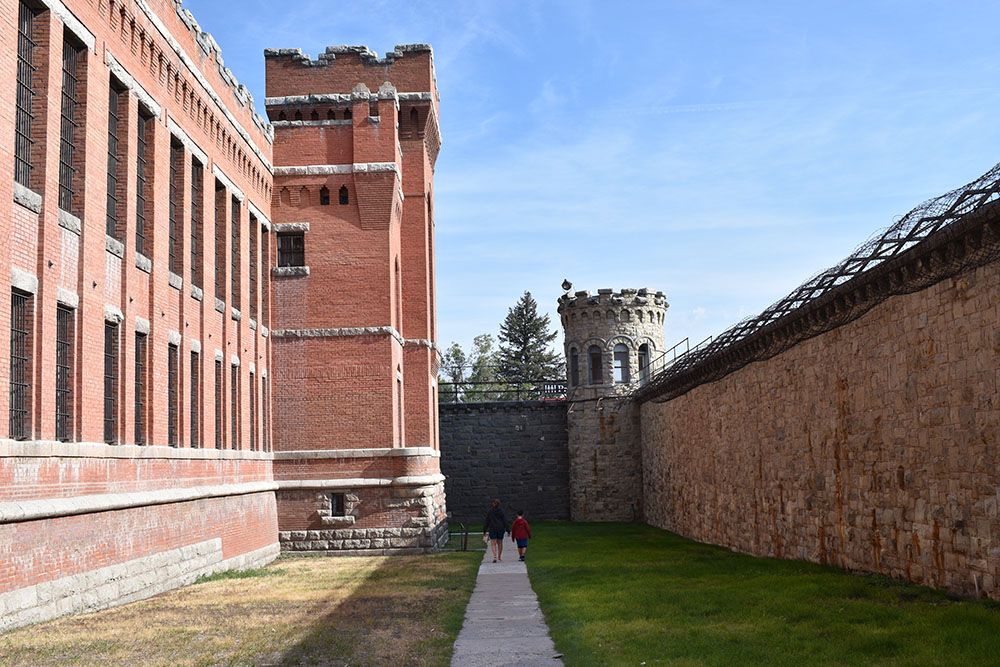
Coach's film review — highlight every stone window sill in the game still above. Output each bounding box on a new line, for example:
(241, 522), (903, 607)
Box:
(320, 515), (356, 527)
(214, 298), (225, 313)
(168, 272), (183, 290)
(58, 209), (82, 235)
(231, 307), (242, 322)
(273, 266), (309, 278)
(191, 286), (204, 301)
(135, 253), (152, 274)
(13, 183), (42, 213)
(105, 235), (125, 258)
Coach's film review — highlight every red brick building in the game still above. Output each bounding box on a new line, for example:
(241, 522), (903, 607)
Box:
(0, 0), (442, 630)
(264, 46), (446, 553)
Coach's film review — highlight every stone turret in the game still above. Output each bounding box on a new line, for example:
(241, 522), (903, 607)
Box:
(557, 288), (667, 397)
(557, 286), (667, 522)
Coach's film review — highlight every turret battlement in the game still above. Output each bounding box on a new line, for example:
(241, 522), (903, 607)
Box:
(557, 288), (667, 312)
(263, 44), (433, 68)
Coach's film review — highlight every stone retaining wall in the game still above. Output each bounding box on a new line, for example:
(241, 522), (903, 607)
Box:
(439, 402), (569, 525)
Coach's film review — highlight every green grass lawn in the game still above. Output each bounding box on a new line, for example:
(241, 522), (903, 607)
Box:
(527, 522), (1000, 666)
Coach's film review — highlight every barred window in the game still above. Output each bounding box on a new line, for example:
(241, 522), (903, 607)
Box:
(106, 81), (125, 238)
(104, 321), (119, 443)
(55, 305), (74, 442)
(167, 344), (179, 446)
(190, 351), (200, 448)
(249, 372), (256, 451)
(230, 364), (239, 449)
(277, 232), (304, 267)
(9, 290), (32, 440)
(331, 492), (346, 516)
(261, 228), (271, 327)
(214, 181), (226, 301)
(15, 1), (38, 189)
(262, 374), (270, 452)
(58, 35), (84, 215)
(249, 214), (258, 320)
(134, 332), (147, 444)
(168, 141), (184, 275)
(190, 160), (204, 288)
(231, 196), (241, 308)
(136, 111), (153, 257)
(214, 358), (223, 449)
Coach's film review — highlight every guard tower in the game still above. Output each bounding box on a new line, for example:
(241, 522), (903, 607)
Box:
(557, 287), (667, 521)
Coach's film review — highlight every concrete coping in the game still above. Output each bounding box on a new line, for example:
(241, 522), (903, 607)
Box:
(166, 116), (208, 165)
(44, 0), (96, 50)
(0, 438), (273, 461)
(247, 201), (271, 230)
(274, 447), (440, 460)
(0, 481), (278, 524)
(276, 473), (445, 490)
(212, 164), (245, 202)
(105, 49), (160, 118)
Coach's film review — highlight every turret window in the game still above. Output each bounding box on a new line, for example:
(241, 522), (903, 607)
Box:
(638, 344), (650, 384)
(588, 345), (603, 384)
(569, 348), (580, 387)
(613, 343), (630, 384)
(339, 185), (349, 205)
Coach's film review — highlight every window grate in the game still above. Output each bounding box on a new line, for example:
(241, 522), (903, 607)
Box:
(104, 321), (118, 443)
(58, 37), (82, 214)
(261, 229), (270, 328)
(231, 197), (241, 308)
(214, 182), (226, 301)
(262, 375), (270, 452)
(168, 143), (183, 275)
(55, 306), (74, 442)
(106, 84), (124, 238)
(15, 2), (37, 188)
(135, 113), (152, 257)
(190, 351), (200, 447)
(190, 161), (203, 288)
(135, 333), (147, 444)
(330, 493), (345, 516)
(249, 372), (256, 451)
(9, 291), (32, 439)
(167, 344), (179, 446)
(214, 359), (223, 449)
(277, 232), (304, 267)
(230, 365), (239, 449)
(249, 215), (258, 320)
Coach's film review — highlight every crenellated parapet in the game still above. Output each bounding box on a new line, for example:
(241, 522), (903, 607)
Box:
(263, 44), (434, 69)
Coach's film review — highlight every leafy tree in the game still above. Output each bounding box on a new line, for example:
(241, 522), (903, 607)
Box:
(438, 342), (467, 403)
(468, 334), (499, 384)
(496, 291), (563, 383)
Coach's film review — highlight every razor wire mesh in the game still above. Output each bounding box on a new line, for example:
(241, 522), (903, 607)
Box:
(637, 161), (1000, 402)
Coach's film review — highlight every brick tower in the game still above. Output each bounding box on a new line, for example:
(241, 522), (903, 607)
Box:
(557, 288), (667, 521)
(264, 45), (446, 553)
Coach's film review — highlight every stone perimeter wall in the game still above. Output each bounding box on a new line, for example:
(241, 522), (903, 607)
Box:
(439, 402), (569, 525)
(641, 261), (1000, 598)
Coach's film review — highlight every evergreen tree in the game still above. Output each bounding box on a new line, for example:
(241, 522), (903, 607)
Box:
(496, 291), (562, 383)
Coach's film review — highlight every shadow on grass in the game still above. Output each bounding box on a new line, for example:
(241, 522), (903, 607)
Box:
(273, 552), (480, 667)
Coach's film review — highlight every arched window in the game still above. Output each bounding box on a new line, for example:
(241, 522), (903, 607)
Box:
(327, 109), (337, 120)
(588, 345), (603, 384)
(310, 109), (319, 121)
(638, 344), (650, 384)
(319, 186), (330, 206)
(569, 348), (580, 387)
(410, 107), (418, 126)
(278, 111), (287, 121)
(293, 110), (302, 121)
(343, 107), (352, 120)
(339, 185), (349, 205)
(613, 344), (630, 384)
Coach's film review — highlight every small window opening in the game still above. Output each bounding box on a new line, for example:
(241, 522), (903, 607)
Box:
(327, 109), (336, 120)
(638, 344), (650, 384)
(310, 109), (319, 121)
(330, 492), (346, 516)
(613, 343), (630, 384)
(277, 232), (305, 267)
(343, 107), (352, 120)
(369, 101), (379, 117)
(339, 185), (349, 205)
(278, 110), (287, 121)
(588, 345), (603, 384)
(293, 110), (302, 121)
(319, 186), (330, 206)
(569, 348), (580, 387)
(409, 107), (418, 126)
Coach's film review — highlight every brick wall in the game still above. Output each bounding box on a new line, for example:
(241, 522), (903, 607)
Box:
(439, 401), (570, 524)
(641, 260), (1000, 598)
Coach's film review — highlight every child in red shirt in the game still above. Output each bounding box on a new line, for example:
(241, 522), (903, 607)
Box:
(510, 510), (532, 561)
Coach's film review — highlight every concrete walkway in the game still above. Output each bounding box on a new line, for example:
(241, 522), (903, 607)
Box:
(451, 550), (564, 666)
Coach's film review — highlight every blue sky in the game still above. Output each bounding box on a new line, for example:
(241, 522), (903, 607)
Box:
(186, 0), (1000, 354)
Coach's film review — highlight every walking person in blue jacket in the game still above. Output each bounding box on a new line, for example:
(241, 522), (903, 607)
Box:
(483, 499), (508, 562)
